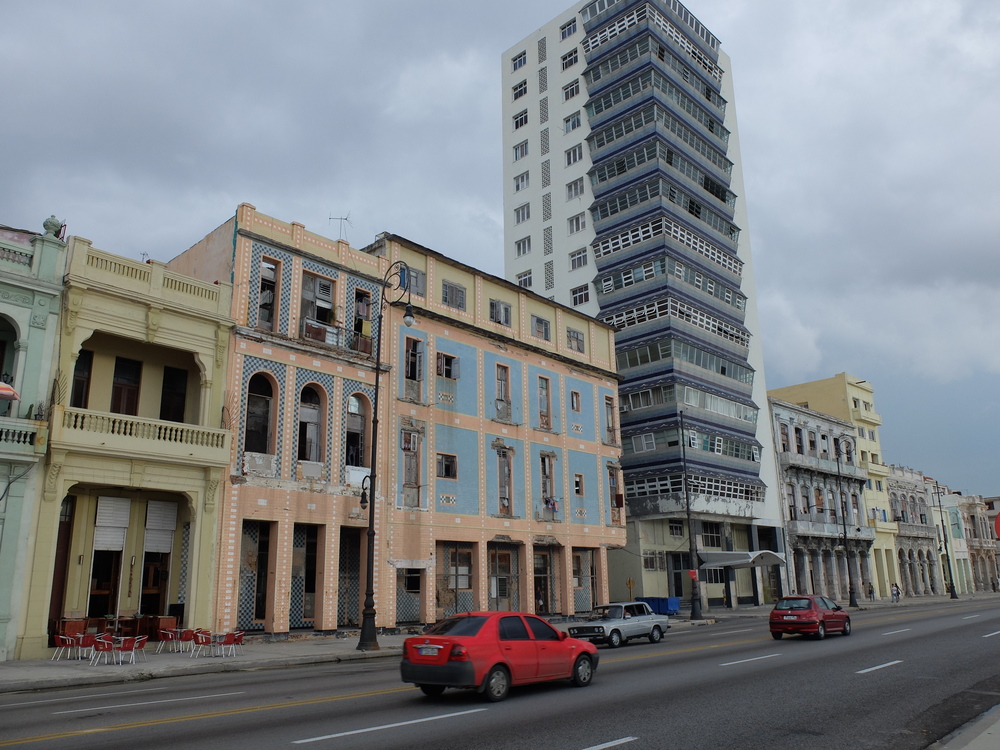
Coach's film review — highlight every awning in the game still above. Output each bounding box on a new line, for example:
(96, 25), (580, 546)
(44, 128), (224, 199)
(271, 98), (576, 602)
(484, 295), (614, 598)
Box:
(698, 550), (785, 569)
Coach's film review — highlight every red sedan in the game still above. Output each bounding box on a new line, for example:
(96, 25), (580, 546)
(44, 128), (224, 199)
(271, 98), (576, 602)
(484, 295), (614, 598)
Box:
(769, 595), (852, 639)
(400, 611), (599, 701)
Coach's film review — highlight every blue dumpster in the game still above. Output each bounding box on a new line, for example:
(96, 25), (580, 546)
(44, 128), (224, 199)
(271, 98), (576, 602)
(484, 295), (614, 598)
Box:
(637, 596), (680, 615)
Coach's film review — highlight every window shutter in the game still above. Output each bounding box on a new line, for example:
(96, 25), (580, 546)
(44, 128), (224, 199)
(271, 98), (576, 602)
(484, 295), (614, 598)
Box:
(436, 353), (444, 376)
(415, 350), (423, 381)
(451, 358), (460, 378)
(316, 279), (333, 308)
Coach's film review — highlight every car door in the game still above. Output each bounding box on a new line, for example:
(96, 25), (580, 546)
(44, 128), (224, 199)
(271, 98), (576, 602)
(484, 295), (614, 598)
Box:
(624, 604), (645, 638)
(498, 615), (538, 683)
(525, 615), (571, 678)
(820, 597), (845, 631)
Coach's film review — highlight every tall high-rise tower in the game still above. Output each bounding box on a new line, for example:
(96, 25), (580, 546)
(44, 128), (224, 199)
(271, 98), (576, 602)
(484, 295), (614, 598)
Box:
(502, 0), (782, 607)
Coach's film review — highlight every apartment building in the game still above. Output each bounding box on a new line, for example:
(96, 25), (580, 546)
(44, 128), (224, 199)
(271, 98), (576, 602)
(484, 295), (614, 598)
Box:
(168, 205), (623, 635)
(770, 398), (872, 601)
(0, 217), (65, 660)
(17, 234), (234, 659)
(886, 465), (943, 596)
(503, 0), (781, 608)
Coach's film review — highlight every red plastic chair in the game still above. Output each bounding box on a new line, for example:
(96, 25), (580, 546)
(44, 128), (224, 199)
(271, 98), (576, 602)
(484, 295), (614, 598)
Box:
(233, 631), (245, 655)
(177, 629), (196, 653)
(90, 636), (116, 665)
(115, 636), (140, 665)
(134, 635), (149, 662)
(190, 630), (212, 658)
(156, 629), (177, 654)
(51, 635), (75, 661)
(77, 633), (97, 661)
(217, 632), (238, 658)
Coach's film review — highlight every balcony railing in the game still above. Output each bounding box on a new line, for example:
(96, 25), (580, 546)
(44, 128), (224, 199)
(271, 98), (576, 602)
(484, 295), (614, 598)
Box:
(52, 405), (230, 466)
(0, 417), (47, 456)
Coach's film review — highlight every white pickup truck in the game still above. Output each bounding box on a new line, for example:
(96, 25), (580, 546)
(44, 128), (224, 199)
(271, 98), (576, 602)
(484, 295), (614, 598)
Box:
(567, 601), (670, 648)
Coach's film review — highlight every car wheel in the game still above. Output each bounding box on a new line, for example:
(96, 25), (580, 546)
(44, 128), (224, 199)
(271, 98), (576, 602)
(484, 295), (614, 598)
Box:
(418, 684), (445, 697)
(841, 618), (851, 636)
(571, 655), (594, 687)
(815, 622), (826, 640)
(608, 630), (622, 648)
(482, 665), (510, 702)
(648, 626), (662, 644)
(771, 631), (783, 640)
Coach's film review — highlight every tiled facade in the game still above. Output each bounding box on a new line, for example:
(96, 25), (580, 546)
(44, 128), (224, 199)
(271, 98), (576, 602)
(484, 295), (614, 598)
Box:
(504, 0), (782, 609)
(168, 205), (623, 635)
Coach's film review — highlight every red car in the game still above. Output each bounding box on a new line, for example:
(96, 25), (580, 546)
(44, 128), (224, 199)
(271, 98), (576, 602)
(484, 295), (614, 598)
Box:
(769, 595), (852, 639)
(400, 611), (599, 701)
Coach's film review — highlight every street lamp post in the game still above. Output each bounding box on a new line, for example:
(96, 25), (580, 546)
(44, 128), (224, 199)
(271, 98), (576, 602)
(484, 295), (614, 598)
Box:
(935, 482), (959, 599)
(357, 260), (415, 651)
(834, 437), (859, 608)
(678, 410), (703, 621)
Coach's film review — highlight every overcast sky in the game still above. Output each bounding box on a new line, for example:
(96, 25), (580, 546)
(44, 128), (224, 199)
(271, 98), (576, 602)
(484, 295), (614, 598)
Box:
(3, 0), (997, 494)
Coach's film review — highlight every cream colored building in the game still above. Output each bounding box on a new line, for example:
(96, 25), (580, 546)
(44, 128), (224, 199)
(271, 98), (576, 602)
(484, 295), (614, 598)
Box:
(17, 237), (233, 658)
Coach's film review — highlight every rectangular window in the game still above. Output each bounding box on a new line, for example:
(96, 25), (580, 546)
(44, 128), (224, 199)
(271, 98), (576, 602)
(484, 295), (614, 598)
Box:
(436, 353), (460, 379)
(566, 177), (584, 200)
(574, 473), (584, 496)
(560, 18), (577, 39)
(604, 396), (617, 443)
(512, 51), (526, 71)
(514, 203), (530, 224)
(515, 237), (531, 256)
(258, 260), (277, 331)
(514, 140), (529, 161)
(514, 171), (529, 192)
(407, 268), (426, 297)
(669, 520), (684, 537)
(570, 285), (589, 305)
(70, 349), (93, 409)
(513, 109), (528, 129)
(159, 366), (188, 422)
(498, 449), (512, 515)
(568, 212), (586, 234)
(404, 337), (423, 381)
(569, 248), (588, 269)
(564, 111), (581, 133)
(111, 357), (142, 416)
(561, 48), (578, 70)
(562, 79), (580, 101)
(489, 299), (512, 326)
(567, 327), (585, 351)
(702, 522), (723, 547)
(516, 270), (532, 288)
(437, 453), (458, 479)
(441, 280), (466, 310)
(632, 434), (655, 453)
(300, 272), (335, 327)
(532, 315), (551, 340)
(496, 364), (510, 402)
(538, 376), (551, 428)
(512, 80), (527, 100)
(705, 569), (725, 584)
(565, 143), (583, 166)
(570, 390), (581, 412)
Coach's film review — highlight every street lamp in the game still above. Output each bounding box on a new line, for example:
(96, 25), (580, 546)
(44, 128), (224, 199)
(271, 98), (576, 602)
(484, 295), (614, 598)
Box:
(357, 259), (415, 651)
(678, 410), (703, 620)
(934, 482), (959, 599)
(834, 436), (859, 608)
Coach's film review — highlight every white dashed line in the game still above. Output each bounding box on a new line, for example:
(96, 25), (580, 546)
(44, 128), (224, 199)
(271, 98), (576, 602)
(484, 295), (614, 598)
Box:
(294, 708), (488, 744)
(580, 738), (639, 750)
(882, 628), (911, 636)
(720, 654), (780, 667)
(857, 660), (902, 674)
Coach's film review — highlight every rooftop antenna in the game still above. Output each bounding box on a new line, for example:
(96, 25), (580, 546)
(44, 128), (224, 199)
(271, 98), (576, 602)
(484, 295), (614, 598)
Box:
(329, 211), (353, 241)
(140, 251), (149, 263)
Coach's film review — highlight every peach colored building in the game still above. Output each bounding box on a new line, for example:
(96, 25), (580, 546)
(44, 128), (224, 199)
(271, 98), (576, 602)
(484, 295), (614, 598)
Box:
(169, 205), (623, 635)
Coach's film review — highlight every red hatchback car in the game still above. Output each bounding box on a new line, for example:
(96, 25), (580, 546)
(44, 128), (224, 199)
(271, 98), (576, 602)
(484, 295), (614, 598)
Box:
(769, 595), (852, 639)
(400, 611), (599, 701)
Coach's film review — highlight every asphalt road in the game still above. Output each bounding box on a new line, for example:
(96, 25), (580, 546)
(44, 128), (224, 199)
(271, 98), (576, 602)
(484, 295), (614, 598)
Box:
(2, 600), (1000, 749)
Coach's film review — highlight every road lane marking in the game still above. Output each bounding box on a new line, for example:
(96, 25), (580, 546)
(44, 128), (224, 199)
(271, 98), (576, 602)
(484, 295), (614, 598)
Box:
(857, 660), (903, 674)
(963, 615), (981, 620)
(720, 654), (780, 667)
(581, 738), (639, 749)
(982, 631), (1000, 638)
(707, 629), (753, 636)
(882, 628), (911, 635)
(293, 708), (487, 743)
(0, 688), (167, 708)
(54, 692), (245, 714)
(0, 685), (416, 747)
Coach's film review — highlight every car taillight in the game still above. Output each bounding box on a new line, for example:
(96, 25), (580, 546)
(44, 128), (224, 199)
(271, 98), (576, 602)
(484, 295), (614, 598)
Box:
(448, 645), (469, 662)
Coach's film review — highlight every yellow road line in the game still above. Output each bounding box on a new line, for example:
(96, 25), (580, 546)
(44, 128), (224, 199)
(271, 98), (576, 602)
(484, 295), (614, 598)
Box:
(0, 685), (415, 747)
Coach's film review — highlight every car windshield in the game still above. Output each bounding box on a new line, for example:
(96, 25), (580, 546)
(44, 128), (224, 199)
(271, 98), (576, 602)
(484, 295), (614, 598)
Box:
(774, 598), (813, 611)
(588, 605), (623, 620)
(425, 615), (487, 636)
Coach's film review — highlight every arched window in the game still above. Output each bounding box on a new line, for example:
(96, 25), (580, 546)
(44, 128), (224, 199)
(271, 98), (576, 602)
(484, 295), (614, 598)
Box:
(345, 394), (368, 468)
(298, 386), (322, 462)
(245, 374), (274, 454)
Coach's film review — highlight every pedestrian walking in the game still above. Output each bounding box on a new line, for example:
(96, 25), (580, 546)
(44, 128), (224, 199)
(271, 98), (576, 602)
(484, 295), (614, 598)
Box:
(891, 582), (900, 603)
(868, 583), (875, 602)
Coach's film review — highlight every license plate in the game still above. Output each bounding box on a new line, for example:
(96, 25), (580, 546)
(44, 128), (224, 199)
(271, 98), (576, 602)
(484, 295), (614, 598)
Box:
(783, 615), (797, 620)
(418, 647), (438, 656)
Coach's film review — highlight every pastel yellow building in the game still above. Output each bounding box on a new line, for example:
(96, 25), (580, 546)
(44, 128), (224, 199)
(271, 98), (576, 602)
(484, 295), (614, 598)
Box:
(17, 237), (233, 658)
